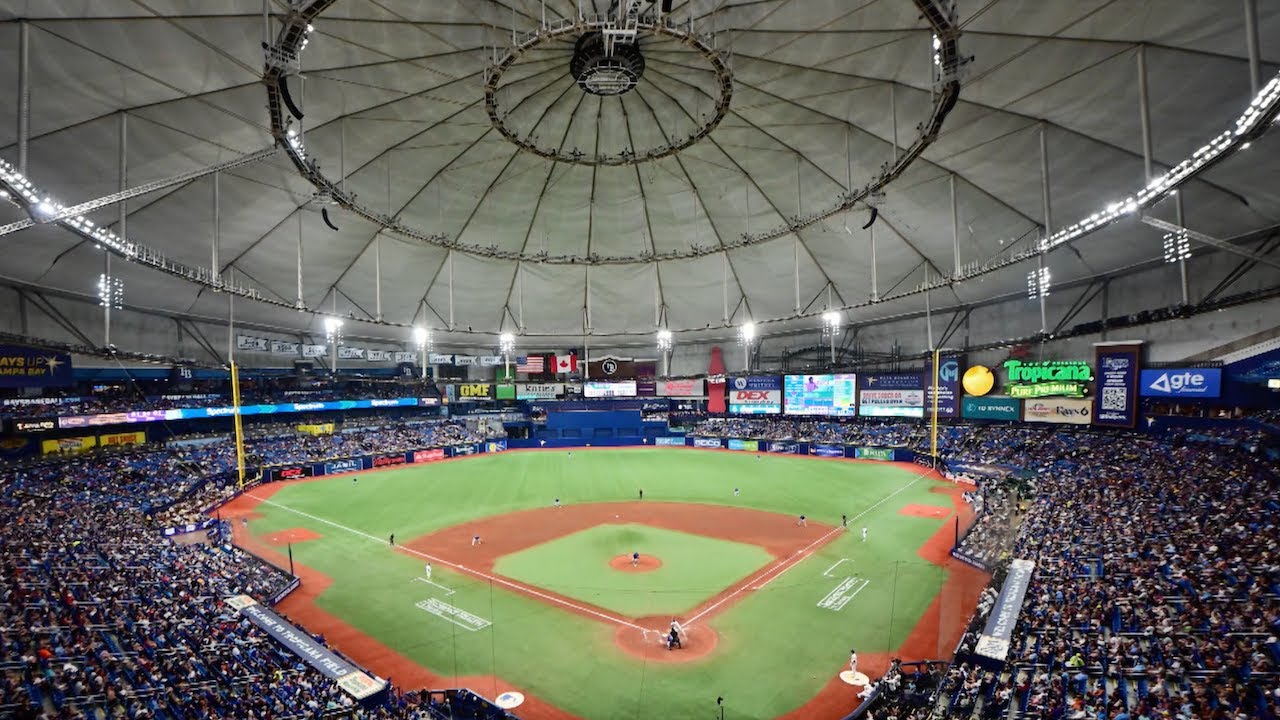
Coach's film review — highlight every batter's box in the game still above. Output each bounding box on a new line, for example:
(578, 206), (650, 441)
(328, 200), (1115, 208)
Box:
(416, 598), (491, 631)
(817, 576), (870, 611)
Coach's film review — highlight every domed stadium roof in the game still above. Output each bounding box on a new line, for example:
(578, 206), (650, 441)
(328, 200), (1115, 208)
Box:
(0, 1), (1277, 349)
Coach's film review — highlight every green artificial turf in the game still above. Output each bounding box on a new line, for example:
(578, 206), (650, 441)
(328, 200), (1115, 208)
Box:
(493, 523), (775, 617)
(247, 449), (956, 720)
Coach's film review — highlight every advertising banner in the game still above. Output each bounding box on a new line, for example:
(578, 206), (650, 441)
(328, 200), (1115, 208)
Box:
(810, 443), (846, 458)
(517, 383), (564, 400)
(495, 385), (516, 400)
(1003, 360), (1092, 398)
(14, 419), (56, 432)
(855, 447), (895, 461)
(480, 356), (503, 367)
(367, 349), (391, 362)
(727, 375), (783, 414)
(371, 453), (407, 468)
(726, 439), (760, 451)
(455, 356), (479, 366)
(655, 437), (687, 446)
(324, 458), (364, 475)
(3, 396), (82, 408)
(783, 374), (857, 416)
(429, 353), (454, 365)
(584, 380), (637, 398)
(1139, 368), (1222, 398)
(337, 346), (366, 360)
(272, 465), (313, 481)
(961, 396), (1021, 421)
(302, 344), (327, 358)
(859, 373), (923, 390)
(99, 431), (146, 447)
(858, 389), (925, 418)
(974, 559), (1036, 662)
(693, 437), (723, 449)
(0, 345), (74, 388)
(236, 335), (269, 352)
(271, 341), (300, 355)
(41, 435), (97, 455)
(226, 595), (386, 699)
(486, 439), (507, 453)
(393, 351), (416, 363)
(456, 383), (492, 400)
(1023, 397), (1092, 425)
(927, 355), (963, 418)
(656, 378), (705, 396)
(1094, 343), (1141, 428)
(413, 448), (446, 463)
(768, 441), (799, 454)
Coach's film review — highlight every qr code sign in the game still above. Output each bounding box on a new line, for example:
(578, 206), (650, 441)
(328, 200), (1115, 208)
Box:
(1101, 387), (1126, 410)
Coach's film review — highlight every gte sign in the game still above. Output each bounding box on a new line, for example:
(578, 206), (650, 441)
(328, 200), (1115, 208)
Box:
(1139, 368), (1222, 398)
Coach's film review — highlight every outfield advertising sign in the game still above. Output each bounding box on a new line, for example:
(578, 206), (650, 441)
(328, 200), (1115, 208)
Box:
(858, 389), (925, 418)
(656, 378), (705, 396)
(693, 437), (723, 449)
(1003, 360), (1092, 398)
(412, 448), (445, 463)
(810, 443), (845, 458)
(927, 355), (963, 418)
(655, 436), (687, 446)
(486, 440), (507, 453)
(768, 441), (799, 454)
(854, 447), (895, 461)
(372, 453), (407, 467)
(726, 439), (760, 451)
(1023, 398), (1092, 425)
(324, 458), (364, 475)
(962, 396), (1021, 420)
(272, 465), (313, 481)
(1139, 368), (1222, 398)
(517, 383), (564, 400)
(728, 375), (783, 415)
(1094, 343), (1141, 428)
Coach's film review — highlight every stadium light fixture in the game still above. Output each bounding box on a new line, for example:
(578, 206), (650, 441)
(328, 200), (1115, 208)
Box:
(324, 316), (343, 343)
(1163, 230), (1191, 264)
(97, 274), (123, 310)
(1026, 267), (1050, 300)
(656, 329), (673, 352)
(413, 326), (430, 350)
(737, 321), (756, 344)
(499, 332), (515, 355)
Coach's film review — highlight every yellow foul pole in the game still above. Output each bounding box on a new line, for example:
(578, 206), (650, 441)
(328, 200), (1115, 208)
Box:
(231, 361), (247, 489)
(930, 349), (940, 462)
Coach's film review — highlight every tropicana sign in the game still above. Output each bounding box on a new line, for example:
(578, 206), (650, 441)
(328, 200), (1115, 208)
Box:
(1002, 359), (1093, 399)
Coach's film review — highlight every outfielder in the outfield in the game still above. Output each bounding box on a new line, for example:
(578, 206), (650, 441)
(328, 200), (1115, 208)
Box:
(862, 526), (868, 542)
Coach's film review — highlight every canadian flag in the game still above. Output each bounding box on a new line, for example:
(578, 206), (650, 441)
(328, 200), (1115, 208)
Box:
(551, 352), (578, 374)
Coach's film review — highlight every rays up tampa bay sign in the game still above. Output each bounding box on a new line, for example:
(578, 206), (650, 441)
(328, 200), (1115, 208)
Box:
(1002, 359), (1092, 399)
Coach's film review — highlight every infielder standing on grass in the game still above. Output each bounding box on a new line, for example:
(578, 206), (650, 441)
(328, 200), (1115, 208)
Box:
(862, 527), (868, 542)
(424, 562), (432, 580)
(798, 514), (808, 527)
(554, 497), (561, 509)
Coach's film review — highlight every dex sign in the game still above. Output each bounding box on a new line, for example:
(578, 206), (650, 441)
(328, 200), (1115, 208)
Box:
(728, 376), (782, 414)
(1140, 368), (1222, 398)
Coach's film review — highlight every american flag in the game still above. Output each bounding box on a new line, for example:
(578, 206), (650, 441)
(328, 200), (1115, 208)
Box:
(516, 355), (544, 373)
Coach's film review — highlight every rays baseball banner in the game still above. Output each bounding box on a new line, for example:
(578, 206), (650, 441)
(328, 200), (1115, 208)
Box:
(727, 375), (782, 414)
(303, 344), (327, 358)
(337, 346), (366, 360)
(1023, 397), (1092, 425)
(393, 351), (416, 363)
(271, 341), (300, 355)
(366, 349), (391, 362)
(429, 353), (453, 365)
(236, 335), (270, 352)
(455, 356), (478, 366)
(226, 595), (386, 700)
(927, 355), (963, 418)
(480, 355), (503, 367)
(1093, 342), (1142, 428)
(0, 345), (73, 388)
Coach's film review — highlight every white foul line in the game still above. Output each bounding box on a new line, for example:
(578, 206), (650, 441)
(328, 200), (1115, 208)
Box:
(245, 493), (645, 631)
(412, 576), (456, 596)
(685, 474), (925, 626)
(822, 558), (850, 578)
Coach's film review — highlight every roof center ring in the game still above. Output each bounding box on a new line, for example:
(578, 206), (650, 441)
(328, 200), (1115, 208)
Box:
(483, 16), (733, 167)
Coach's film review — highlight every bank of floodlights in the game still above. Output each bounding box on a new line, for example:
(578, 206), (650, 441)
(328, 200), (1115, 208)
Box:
(499, 332), (516, 355)
(1163, 230), (1191, 263)
(1027, 267), (1051, 300)
(97, 274), (123, 310)
(413, 326), (431, 351)
(822, 310), (841, 336)
(656, 328), (673, 352)
(324, 316), (344, 344)
(737, 321), (756, 346)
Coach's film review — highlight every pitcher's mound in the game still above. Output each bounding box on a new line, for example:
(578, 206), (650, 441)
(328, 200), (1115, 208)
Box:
(613, 616), (718, 663)
(609, 554), (662, 572)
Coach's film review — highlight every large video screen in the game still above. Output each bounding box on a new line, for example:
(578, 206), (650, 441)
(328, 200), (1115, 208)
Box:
(583, 380), (637, 398)
(783, 374), (857, 416)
